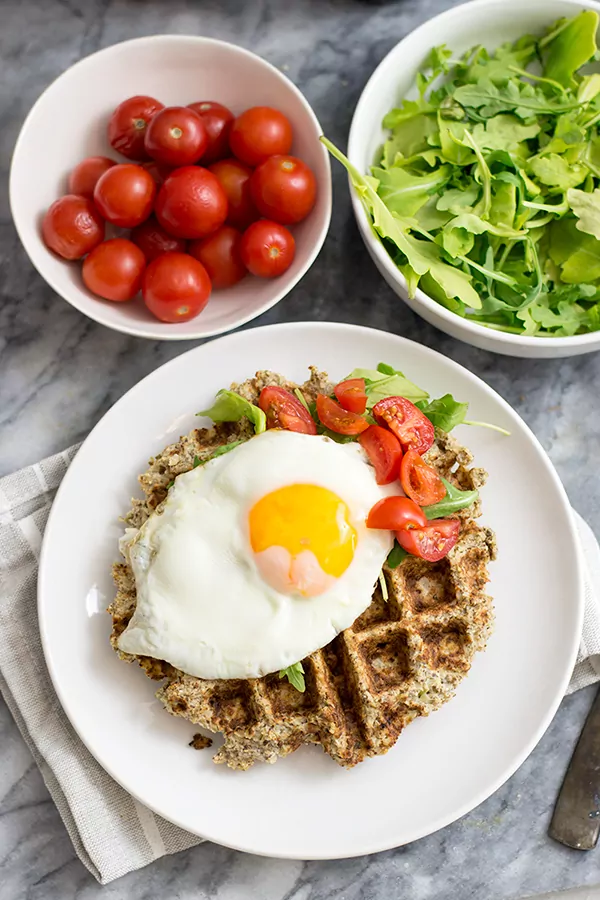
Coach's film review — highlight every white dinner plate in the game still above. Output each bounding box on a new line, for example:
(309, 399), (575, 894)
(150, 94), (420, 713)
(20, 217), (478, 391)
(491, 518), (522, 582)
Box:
(38, 322), (584, 858)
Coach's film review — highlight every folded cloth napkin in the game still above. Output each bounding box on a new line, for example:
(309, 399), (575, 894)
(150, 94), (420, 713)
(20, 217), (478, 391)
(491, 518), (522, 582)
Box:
(0, 446), (598, 884)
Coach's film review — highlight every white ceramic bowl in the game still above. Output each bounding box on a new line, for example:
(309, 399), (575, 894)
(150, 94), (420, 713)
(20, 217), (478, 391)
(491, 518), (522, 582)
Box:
(348, 0), (600, 358)
(10, 36), (331, 341)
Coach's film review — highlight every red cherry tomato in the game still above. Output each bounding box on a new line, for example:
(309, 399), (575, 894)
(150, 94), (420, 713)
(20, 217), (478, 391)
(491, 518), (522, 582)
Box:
(108, 95), (164, 160)
(334, 378), (367, 414)
(142, 252), (211, 323)
(141, 161), (173, 186)
(208, 158), (258, 230)
(131, 216), (187, 263)
(42, 195), (104, 260)
(188, 226), (246, 289)
(372, 396), (435, 455)
(229, 106), (293, 166)
(258, 386), (317, 434)
(359, 425), (403, 485)
(400, 450), (446, 506)
(93, 164), (156, 228)
(68, 156), (115, 198)
(396, 518), (460, 562)
(366, 496), (427, 531)
(155, 167), (228, 240)
(82, 238), (146, 302)
(250, 155), (317, 225)
(187, 101), (234, 164)
(316, 394), (369, 435)
(240, 220), (295, 277)
(144, 106), (208, 167)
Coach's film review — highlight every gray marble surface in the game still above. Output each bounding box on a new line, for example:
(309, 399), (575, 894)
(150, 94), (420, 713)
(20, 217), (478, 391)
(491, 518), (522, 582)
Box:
(2, 0), (600, 897)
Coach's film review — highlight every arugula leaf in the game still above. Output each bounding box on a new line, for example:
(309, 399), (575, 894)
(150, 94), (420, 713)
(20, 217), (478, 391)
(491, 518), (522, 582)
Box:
(541, 10), (598, 88)
(415, 394), (469, 431)
(386, 542), (408, 569)
(197, 390), (266, 434)
(322, 11), (600, 339)
(423, 477), (479, 519)
(344, 366), (429, 404)
(567, 187), (600, 239)
(279, 662), (305, 693)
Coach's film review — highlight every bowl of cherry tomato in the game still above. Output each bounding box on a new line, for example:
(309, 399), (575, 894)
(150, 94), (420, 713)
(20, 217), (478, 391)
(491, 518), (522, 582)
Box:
(10, 35), (331, 340)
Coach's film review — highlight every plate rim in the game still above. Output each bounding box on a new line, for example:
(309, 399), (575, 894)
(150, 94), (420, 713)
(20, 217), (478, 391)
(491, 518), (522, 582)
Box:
(37, 321), (585, 858)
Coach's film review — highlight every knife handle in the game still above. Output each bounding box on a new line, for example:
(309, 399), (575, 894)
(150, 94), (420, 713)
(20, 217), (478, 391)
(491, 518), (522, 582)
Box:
(550, 687), (600, 850)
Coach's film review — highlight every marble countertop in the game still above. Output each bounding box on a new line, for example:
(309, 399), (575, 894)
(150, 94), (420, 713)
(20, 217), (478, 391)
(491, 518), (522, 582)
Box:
(2, 0), (600, 897)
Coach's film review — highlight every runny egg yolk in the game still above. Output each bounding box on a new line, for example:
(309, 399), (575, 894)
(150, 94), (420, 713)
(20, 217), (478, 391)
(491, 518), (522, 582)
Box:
(248, 484), (357, 598)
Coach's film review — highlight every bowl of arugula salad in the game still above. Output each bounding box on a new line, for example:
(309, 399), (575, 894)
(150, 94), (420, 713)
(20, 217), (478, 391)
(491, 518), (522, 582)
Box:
(323, 0), (600, 357)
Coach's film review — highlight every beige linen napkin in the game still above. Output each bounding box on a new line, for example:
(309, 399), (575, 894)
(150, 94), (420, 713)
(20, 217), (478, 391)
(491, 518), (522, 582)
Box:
(0, 446), (597, 883)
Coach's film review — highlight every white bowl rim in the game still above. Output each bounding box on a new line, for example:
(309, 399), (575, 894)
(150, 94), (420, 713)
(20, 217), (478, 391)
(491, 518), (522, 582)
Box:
(348, 0), (600, 350)
(9, 34), (332, 342)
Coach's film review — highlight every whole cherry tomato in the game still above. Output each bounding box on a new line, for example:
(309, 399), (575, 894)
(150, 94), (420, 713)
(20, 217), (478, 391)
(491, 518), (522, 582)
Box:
(131, 216), (187, 262)
(396, 518), (460, 562)
(400, 450), (446, 506)
(334, 378), (367, 414)
(240, 220), (295, 277)
(366, 496), (427, 531)
(359, 425), (403, 485)
(68, 156), (115, 198)
(316, 394), (369, 435)
(94, 164), (156, 228)
(229, 106), (293, 166)
(372, 396), (435, 455)
(187, 101), (234, 164)
(142, 252), (212, 322)
(258, 386), (317, 434)
(42, 195), (104, 260)
(141, 161), (173, 186)
(108, 95), (164, 160)
(144, 106), (208, 167)
(188, 226), (246, 289)
(82, 238), (146, 301)
(155, 167), (228, 240)
(208, 158), (258, 230)
(250, 155), (317, 224)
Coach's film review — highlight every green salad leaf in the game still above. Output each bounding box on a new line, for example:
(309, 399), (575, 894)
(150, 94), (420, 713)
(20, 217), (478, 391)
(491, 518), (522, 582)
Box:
(386, 541), (409, 569)
(423, 478), (479, 519)
(197, 390), (266, 434)
(322, 9), (600, 337)
(416, 394), (469, 431)
(279, 662), (305, 693)
(345, 365), (429, 405)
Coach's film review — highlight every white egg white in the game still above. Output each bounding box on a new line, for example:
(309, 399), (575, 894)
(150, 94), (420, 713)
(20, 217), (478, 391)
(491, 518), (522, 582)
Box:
(117, 429), (400, 679)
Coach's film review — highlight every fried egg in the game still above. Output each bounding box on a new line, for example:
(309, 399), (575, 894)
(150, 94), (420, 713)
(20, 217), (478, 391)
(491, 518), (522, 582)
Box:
(117, 430), (399, 679)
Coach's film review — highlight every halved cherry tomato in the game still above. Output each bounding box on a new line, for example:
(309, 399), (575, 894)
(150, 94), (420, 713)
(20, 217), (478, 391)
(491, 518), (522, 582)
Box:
(373, 396), (434, 455)
(400, 450), (446, 506)
(229, 106), (292, 166)
(259, 386), (317, 434)
(366, 496), (427, 531)
(144, 106), (208, 167)
(187, 102), (234, 164)
(108, 95), (164, 160)
(316, 394), (369, 435)
(396, 518), (460, 562)
(334, 378), (367, 414)
(359, 425), (403, 485)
